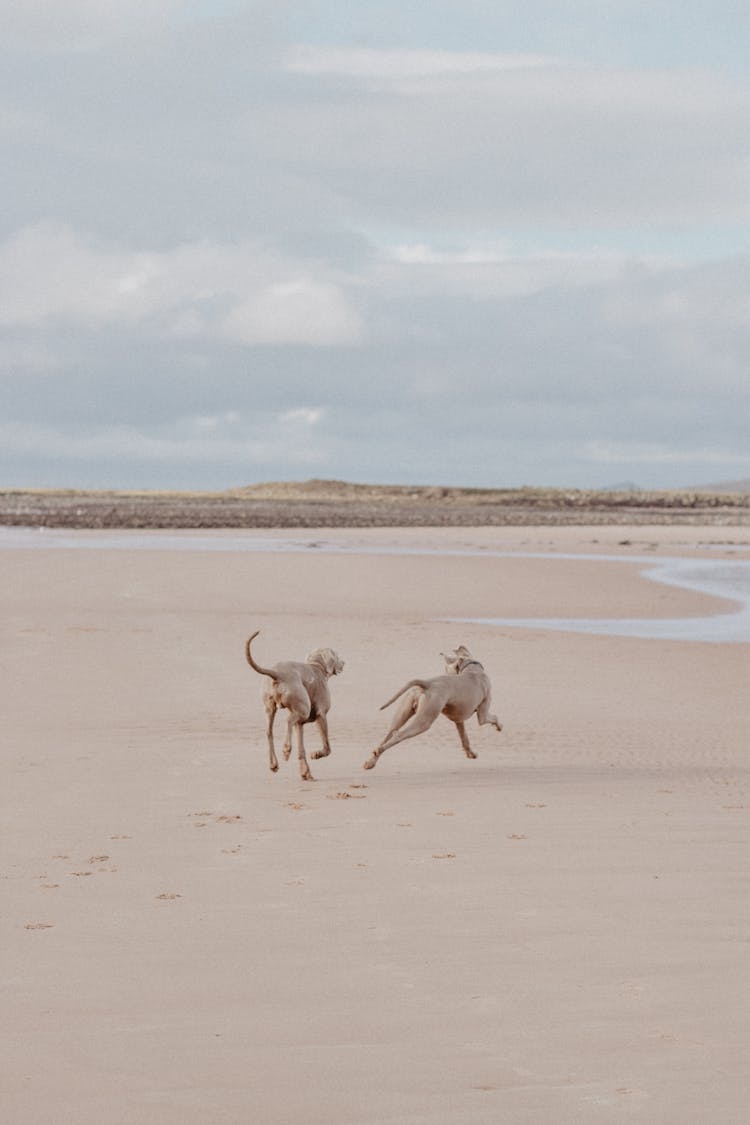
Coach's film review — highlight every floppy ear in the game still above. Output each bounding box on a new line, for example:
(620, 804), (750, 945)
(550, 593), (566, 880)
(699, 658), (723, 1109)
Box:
(310, 648), (344, 676)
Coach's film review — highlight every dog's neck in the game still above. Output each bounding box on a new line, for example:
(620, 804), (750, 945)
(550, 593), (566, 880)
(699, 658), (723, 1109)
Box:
(306, 655), (329, 675)
(457, 657), (483, 673)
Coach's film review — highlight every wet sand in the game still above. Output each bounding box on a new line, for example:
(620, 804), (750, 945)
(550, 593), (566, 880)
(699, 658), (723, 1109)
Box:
(2, 525), (748, 1123)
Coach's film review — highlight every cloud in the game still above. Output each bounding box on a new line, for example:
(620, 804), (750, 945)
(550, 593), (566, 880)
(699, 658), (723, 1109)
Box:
(221, 280), (362, 346)
(584, 441), (750, 468)
(285, 45), (555, 84)
(0, 338), (61, 372)
(0, 0), (183, 53)
(0, 224), (364, 346)
(267, 50), (750, 229)
(1, 18), (749, 490)
(280, 407), (325, 426)
(375, 240), (658, 301)
(4, 34), (749, 246)
(0, 224), (159, 327)
(602, 257), (750, 394)
(385, 243), (512, 265)
(0, 409), (329, 472)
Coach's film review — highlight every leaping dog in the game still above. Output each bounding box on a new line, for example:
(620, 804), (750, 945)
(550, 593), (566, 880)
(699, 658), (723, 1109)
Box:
(364, 645), (502, 770)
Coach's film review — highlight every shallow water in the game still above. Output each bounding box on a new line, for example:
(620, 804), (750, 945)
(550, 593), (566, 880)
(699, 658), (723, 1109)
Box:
(2, 527), (749, 643)
(453, 557), (750, 644)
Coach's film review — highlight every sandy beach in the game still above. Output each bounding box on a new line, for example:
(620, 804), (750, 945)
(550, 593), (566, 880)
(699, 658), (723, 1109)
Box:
(2, 524), (748, 1124)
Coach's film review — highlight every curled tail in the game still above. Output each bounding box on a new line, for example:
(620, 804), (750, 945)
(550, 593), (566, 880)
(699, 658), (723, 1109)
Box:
(245, 631), (277, 679)
(379, 679), (428, 711)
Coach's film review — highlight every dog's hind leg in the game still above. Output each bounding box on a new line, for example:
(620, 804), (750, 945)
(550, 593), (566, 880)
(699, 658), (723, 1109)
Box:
(363, 694), (442, 769)
(362, 689), (419, 770)
(282, 714), (294, 761)
(382, 686), (420, 738)
(454, 719), (477, 759)
(263, 696), (280, 773)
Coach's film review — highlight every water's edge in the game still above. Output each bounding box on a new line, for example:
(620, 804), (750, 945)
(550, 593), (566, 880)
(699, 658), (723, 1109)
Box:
(2, 527), (748, 644)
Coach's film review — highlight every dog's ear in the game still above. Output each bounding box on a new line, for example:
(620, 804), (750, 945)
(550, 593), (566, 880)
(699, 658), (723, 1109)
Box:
(327, 649), (344, 676)
(310, 648), (344, 676)
(454, 644), (472, 658)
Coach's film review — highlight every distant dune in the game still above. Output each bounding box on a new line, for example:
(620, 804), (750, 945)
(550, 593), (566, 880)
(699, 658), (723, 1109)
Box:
(1, 480), (748, 529)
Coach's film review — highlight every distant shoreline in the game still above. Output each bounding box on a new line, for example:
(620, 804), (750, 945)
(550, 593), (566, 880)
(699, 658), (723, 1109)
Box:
(1, 481), (748, 529)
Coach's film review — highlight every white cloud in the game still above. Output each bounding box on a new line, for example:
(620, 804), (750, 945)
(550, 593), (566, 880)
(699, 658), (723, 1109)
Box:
(377, 240), (666, 299)
(260, 49), (750, 229)
(0, 224), (364, 347)
(0, 224), (183, 327)
(386, 243), (511, 265)
(285, 45), (555, 82)
(280, 407), (325, 426)
(221, 280), (363, 346)
(2, 18), (749, 490)
(192, 411), (242, 432)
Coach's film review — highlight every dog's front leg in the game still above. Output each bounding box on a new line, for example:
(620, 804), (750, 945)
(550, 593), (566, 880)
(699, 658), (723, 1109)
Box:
(311, 714), (332, 760)
(477, 697), (503, 732)
(454, 719), (477, 759)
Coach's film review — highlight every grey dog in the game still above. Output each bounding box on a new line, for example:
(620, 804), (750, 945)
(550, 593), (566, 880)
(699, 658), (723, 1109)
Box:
(364, 645), (502, 770)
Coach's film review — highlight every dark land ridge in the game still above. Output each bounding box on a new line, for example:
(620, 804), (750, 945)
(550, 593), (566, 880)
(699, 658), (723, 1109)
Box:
(1, 480), (748, 529)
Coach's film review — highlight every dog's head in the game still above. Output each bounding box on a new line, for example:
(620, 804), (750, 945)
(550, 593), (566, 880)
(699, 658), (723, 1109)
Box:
(441, 644), (474, 674)
(307, 647), (345, 677)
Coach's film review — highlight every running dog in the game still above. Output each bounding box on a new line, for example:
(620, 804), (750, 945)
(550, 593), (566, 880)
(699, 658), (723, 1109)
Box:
(246, 631), (344, 780)
(364, 645), (502, 770)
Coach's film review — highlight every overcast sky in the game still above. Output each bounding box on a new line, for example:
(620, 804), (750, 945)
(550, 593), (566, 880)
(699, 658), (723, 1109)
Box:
(2, 1), (749, 490)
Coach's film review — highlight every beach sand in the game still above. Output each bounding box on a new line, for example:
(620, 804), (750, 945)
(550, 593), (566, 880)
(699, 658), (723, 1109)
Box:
(2, 525), (748, 1123)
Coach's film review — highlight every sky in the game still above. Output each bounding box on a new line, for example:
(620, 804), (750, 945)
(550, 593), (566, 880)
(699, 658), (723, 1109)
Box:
(1, 1), (749, 491)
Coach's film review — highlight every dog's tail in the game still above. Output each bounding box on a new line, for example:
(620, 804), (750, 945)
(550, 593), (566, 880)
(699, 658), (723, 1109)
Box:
(379, 679), (428, 711)
(245, 631), (277, 679)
